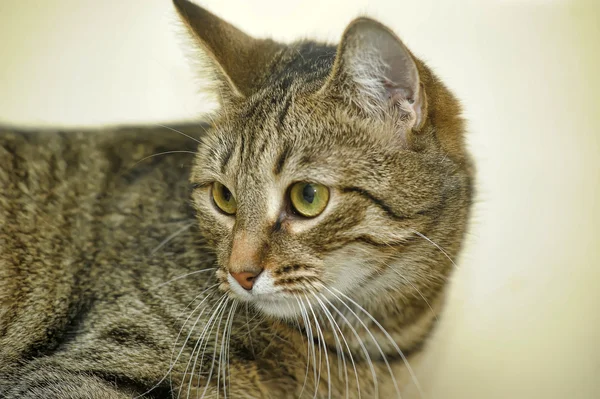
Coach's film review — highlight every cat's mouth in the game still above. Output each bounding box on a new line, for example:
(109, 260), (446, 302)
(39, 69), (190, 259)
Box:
(225, 270), (306, 318)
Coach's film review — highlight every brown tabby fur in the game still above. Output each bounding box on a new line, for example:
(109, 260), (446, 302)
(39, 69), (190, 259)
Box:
(0, 0), (473, 397)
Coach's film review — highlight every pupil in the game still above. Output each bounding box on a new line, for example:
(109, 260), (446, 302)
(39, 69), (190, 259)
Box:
(302, 184), (316, 204)
(222, 187), (231, 202)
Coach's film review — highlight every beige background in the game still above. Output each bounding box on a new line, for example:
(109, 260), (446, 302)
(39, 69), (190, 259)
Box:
(1, 0), (599, 398)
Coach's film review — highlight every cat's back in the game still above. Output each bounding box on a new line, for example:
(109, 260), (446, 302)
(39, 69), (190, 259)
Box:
(0, 125), (203, 368)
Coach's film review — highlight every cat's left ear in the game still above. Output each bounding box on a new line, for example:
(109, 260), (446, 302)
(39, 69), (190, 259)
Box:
(322, 18), (427, 130)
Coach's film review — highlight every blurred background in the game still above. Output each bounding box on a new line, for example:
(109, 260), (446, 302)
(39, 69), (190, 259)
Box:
(1, 0), (598, 398)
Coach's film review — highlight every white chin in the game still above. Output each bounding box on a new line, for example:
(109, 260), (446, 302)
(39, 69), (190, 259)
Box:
(254, 297), (300, 319)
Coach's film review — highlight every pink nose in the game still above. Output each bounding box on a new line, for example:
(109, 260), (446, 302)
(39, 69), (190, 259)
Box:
(230, 270), (261, 290)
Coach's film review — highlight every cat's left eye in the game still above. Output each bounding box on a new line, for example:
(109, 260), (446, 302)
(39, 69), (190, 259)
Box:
(289, 182), (330, 217)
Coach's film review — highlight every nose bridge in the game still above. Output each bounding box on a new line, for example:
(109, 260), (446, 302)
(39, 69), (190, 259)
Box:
(234, 163), (272, 224)
(228, 170), (277, 278)
(229, 230), (262, 274)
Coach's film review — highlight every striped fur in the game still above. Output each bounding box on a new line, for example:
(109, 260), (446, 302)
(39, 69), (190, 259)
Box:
(0, 1), (473, 398)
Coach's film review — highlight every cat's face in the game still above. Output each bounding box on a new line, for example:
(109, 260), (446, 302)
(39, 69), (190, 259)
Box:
(190, 93), (460, 319)
(176, 0), (472, 319)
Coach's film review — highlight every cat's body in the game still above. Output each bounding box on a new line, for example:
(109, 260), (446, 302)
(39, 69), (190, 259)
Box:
(0, 1), (473, 397)
(0, 126), (206, 397)
(0, 126), (425, 398)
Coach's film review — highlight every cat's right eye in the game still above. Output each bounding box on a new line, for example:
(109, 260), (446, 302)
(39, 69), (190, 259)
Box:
(212, 182), (237, 215)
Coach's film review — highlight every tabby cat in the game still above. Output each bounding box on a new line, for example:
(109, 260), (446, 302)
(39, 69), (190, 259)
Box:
(0, 0), (474, 397)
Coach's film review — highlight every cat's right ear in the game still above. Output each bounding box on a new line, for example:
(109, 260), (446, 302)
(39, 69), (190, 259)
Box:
(320, 18), (427, 131)
(173, 0), (282, 103)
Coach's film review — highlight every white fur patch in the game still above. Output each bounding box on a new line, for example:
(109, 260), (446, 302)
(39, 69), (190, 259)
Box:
(265, 184), (282, 223)
(228, 270), (301, 319)
(325, 244), (378, 293)
(251, 269), (279, 296)
(255, 297), (301, 319)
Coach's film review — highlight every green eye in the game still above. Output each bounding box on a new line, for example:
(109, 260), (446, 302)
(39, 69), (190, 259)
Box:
(289, 182), (330, 218)
(212, 182), (237, 215)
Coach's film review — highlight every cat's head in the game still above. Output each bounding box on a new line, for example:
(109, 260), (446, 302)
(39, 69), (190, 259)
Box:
(175, 0), (473, 319)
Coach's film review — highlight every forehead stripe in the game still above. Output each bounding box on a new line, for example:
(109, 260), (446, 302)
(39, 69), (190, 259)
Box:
(277, 95), (293, 127)
(341, 186), (408, 221)
(273, 145), (291, 176)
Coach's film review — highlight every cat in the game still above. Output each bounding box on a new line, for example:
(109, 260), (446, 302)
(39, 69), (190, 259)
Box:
(0, 0), (474, 397)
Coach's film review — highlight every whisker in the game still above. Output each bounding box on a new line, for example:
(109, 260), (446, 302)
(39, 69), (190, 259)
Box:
(390, 267), (438, 322)
(192, 312), (222, 398)
(198, 297), (230, 399)
(178, 294), (227, 399)
(152, 268), (217, 290)
(356, 244), (438, 322)
(130, 150), (198, 170)
(296, 295), (318, 398)
(305, 294), (331, 399)
(193, 297), (226, 398)
(169, 284), (218, 388)
(409, 228), (458, 269)
(217, 306), (226, 399)
(222, 301), (237, 398)
(319, 293), (372, 399)
(178, 295), (224, 399)
(325, 287), (401, 398)
(330, 287), (425, 398)
(228, 302), (238, 397)
(150, 222), (196, 256)
(229, 302), (238, 394)
(134, 284), (218, 399)
(244, 303), (256, 358)
(312, 292), (353, 399)
(295, 295), (312, 399)
(348, 244), (439, 321)
(155, 123), (202, 144)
